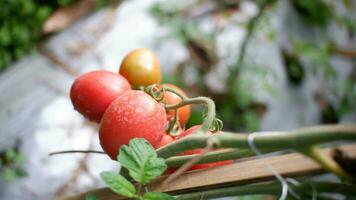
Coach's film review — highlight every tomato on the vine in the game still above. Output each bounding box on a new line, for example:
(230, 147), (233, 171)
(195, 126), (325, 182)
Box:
(70, 70), (131, 123)
(176, 126), (233, 170)
(99, 90), (167, 160)
(119, 48), (161, 88)
(162, 84), (191, 126)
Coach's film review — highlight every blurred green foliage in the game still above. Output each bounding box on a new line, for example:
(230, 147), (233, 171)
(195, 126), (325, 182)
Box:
(150, 0), (355, 132)
(0, 0), (78, 71)
(0, 147), (27, 182)
(0, 0), (112, 72)
(292, 0), (332, 27)
(150, 0), (267, 131)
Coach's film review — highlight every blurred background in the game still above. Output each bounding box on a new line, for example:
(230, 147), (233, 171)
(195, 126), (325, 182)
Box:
(0, 0), (355, 199)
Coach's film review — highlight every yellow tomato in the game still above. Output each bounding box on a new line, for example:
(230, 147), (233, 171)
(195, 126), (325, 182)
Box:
(119, 48), (161, 87)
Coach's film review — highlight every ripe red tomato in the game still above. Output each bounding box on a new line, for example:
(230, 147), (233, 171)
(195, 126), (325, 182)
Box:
(70, 70), (131, 123)
(157, 133), (175, 148)
(186, 151), (233, 170)
(162, 84), (191, 126)
(177, 126), (233, 170)
(119, 48), (161, 88)
(99, 90), (167, 160)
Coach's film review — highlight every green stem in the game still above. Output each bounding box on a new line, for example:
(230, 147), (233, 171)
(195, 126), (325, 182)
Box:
(146, 86), (216, 134)
(167, 108), (179, 133)
(137, 183), (143, 197)
(165, 149), (254, 167)
(177, 181), (356, 200)
(157, 124), (356, 158)
(165, 94), (216, 133)
(49, 150), (105, 156)
(301, 145), (353, 182)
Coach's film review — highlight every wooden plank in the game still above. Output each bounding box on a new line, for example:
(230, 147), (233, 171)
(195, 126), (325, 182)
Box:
(57, 144), (356, 200)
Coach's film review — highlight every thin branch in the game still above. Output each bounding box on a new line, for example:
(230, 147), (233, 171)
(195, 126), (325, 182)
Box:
(162, 139), (216, 186)
(165, 148), (254, 167)
(54, 131), (96, 196)
(49, 150), (105, 156)
(302, 146), (352, 181)
(332, 47), (356, 58)
(226, 0), (273, 87)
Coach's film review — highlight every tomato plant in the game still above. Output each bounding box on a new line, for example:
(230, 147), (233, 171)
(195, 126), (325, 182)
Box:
(99, 90), (167, 160)
(70, 70), (131, 123)
(119, 48), (161, 88)
(162, 84), (191, 126)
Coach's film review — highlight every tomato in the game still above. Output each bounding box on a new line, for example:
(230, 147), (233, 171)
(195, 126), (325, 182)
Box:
(177, 126), (233, 170)
(186, 151), (233, 170)
(119, 48), (161, 87)
(157, 133), (175, 148)
(70, 70), (131, 123)
(99, 90), (167, 160)
(162, 84), (191, 126)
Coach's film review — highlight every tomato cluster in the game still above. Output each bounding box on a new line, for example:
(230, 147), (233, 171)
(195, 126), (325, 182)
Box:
(70, 48), (231, 170)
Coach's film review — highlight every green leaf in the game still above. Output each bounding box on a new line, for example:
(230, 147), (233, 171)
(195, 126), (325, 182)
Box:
(143, 192), (175, 200)
(5, 149), (17, 161)
(118, 138), (167, 184)
(100, 171), (137, 198)
(14, 153), (26, 164)
(3, 168), (16, 182)
(85, 193), (99, 200)
(15, 168), (28, 177)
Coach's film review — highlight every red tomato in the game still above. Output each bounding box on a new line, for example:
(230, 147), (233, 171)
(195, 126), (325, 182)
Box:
(177, 126), (233, 170)
(99, 90), (167, 160)
(176, 125), (203, 155)
(162, 84), (191, 126)
(157, 133), (175, 148)
(70, 70), (131, 123)
(119, 48), (161, 87)
(187, 151), (233, 170)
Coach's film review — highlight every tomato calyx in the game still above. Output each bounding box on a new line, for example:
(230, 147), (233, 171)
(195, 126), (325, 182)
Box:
(166, 117), (182, 136)
(144, 84), (220, 135)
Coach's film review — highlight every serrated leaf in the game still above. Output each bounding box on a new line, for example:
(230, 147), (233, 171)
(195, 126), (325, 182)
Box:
(118, 138), (167, 184)
(143, 192), (175, 200)
(100, 171), (137, 198)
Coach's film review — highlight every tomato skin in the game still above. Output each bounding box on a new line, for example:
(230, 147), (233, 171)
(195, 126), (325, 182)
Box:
(162, 84), (191, 126)
(99, 90), (167, 160)
(177, 126), (233, 170)
(176, 125), (203, 155)
(70, 70), (131, 123)
(157, 133), (175, 148)
(119, 48), (161, 87)
(186, 151), (233, 170)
